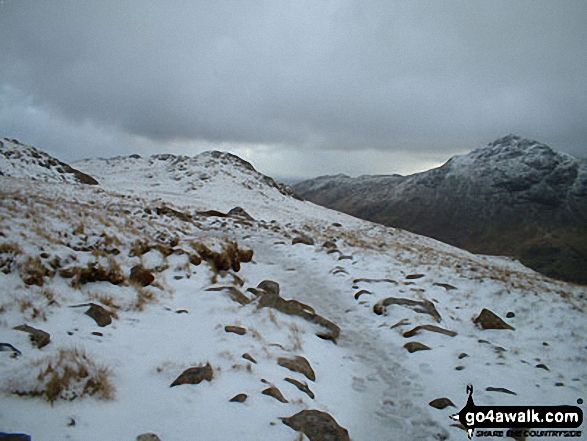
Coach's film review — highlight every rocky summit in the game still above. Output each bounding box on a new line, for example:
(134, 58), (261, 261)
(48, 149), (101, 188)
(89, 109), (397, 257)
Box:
(295, 135), (587, 284)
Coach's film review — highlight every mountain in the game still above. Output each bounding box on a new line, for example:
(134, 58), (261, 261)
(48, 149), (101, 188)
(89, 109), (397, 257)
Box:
(294, 135), (587, 284)
(0, 137), (98, 185)
(0, 139), (585, 440)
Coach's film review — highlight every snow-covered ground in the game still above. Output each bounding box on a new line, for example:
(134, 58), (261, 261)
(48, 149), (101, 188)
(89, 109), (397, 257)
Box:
(0, 141), (585, 440)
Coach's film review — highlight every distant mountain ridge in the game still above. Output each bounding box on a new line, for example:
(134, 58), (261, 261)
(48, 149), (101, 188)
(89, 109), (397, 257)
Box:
(294, 135), (587, 284)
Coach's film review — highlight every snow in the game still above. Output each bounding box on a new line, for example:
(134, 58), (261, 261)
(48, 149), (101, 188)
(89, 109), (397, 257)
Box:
(0, 143), (585, 440)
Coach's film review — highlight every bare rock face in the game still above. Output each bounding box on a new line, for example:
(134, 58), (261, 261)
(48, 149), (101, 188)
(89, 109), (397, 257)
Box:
(13, 324), (50, 349)
(281, 410), (350, 441)
(170, 363), (213, 387)
(277, 356), (316, 381)
(473, 308), (515, 330)
(84, 303), (113, 327)
(130, 265), (155, 287)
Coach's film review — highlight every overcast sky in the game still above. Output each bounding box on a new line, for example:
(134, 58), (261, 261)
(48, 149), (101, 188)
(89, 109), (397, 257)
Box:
(1, 1), (586, 179)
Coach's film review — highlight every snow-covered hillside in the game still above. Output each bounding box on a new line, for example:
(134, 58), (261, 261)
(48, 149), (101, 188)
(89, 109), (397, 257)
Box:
(0, 141), (585, 440)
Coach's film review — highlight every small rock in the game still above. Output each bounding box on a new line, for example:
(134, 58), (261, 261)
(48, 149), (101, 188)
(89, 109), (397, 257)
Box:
(473, 309), (515, 330)
(292, 235), (315, 246)
(485, 386), (517, 395)
(406, 274), (425, 279)
(242, 353), (257, 364)
(555, 382), (564, 387)
(354, 290), (372, 300)
(285, 377), (315, 399)
(506, 311), (515, 318)
(257, 280), (280, 296)
(433, 282), (457, 291)
(281, 409), (350, 441)
(176, 309), (188, 314)
(458, 353), (469, 359)
(136, 434), (161, 441)
(227, 207), (254, 221)
(429, 398), (456, 409)
(229, 393), (247, 403)
(225, 325), (246, 335)
(13, 324), (51, 349)
(170, 363), (213, 387)
(84, 303), (112, 327)
(404, 342), (431, 353)
(403, 325), (457, 338)
(536, 363), (550, 371)
(91, 332), (103, 337)
(277, 356), (316, 381)
(262, 386), (288, 403)
(455, 366), (465, 371)
(130, 265), (155, 287)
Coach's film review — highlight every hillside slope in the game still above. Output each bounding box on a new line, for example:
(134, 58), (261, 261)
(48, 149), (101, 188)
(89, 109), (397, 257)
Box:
(294, 135), (587, 284)
(0, 140), (585, 440)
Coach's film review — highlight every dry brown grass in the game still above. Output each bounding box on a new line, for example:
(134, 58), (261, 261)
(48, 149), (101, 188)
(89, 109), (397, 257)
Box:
(11, 348), (115, 405)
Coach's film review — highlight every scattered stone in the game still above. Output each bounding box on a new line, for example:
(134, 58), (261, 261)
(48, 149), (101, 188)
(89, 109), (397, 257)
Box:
(278, 356), (316, 381)
(536, 363), (550, 371)
(353, 278), (398, 285)
(485, 387), (517, 395)
(130, 265), (155, 286)
(458, 353), (469, 359)
(242, 353), (257, 364)
(229, 393), (247, 403)
(227, 206), (254, 221)
(406, 274), (425, 280)
(170, 363), (213, 387)
(281, 409), (350, 441)
(0, 343), (21, 358)
(13, 324), (51, 349)
(433, 282), (457, 291)
(292, 235), (315, 246)
(338, 255), (353, 260)
(474, 309), (515, 330)
(455, 366), (465, 371)
(402, 324), (457, 338)
(176, 309), (188, 314)
(225, 325), (246, 335)
(555, 382), (564, 387)
(91, 332), (103, 337)
(506, 311), (515, 318)
(322, 241), (337, 249)
(429, 398), (456, 409)
(262, 386), (288, 403)
(136, 434), (161, 441)
(84, 303), (113, 327)
(404, 342), (431, 353)
(373, 297), (442, 322)
(332, 222), (342, 227)
(285, 377), (315, 399)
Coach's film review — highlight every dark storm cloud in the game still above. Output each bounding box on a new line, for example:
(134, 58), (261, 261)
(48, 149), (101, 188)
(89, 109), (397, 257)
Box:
(1, 0), (586, 161)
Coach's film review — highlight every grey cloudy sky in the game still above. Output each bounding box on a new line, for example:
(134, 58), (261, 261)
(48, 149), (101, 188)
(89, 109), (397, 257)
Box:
(1, 0), (586, 179)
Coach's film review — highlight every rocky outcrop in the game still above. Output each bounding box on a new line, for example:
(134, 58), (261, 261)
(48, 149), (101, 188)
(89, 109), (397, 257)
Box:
(13, 325), (50, 349)
(473, 309), (515, 330)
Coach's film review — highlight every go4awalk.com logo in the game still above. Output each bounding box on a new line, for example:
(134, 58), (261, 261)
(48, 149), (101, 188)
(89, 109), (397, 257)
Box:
(450, 385), (583, 439)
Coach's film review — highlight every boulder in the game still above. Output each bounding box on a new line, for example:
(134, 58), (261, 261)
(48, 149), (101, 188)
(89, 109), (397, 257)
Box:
(473, 309), (515, 330)
(277, 356), (315, 381)
(13, 325), (50, 349)
(262, 385), (288, 403)
(130, 265), (155, 287)
(170, 363), (213, 387)
(84, 303), (112, 327)
(404, 342), (431, 353)
(281, 410), (350, 441)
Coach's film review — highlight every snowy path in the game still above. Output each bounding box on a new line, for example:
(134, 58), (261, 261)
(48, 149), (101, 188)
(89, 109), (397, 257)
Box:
(247, 238), (448, 440)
